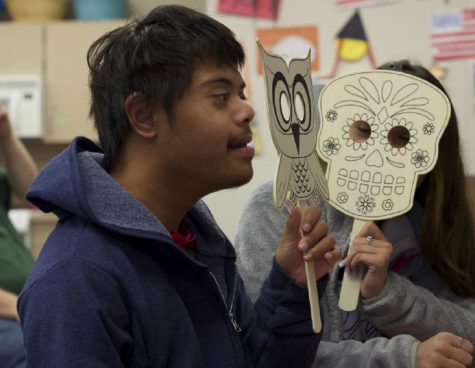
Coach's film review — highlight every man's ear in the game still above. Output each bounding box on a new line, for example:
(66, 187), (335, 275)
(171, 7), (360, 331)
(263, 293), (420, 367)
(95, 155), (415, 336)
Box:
(124, 92), (157, 138)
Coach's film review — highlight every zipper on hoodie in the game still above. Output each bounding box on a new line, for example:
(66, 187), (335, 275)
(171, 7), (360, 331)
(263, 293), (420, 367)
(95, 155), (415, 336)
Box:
(208, 263), (242, 333)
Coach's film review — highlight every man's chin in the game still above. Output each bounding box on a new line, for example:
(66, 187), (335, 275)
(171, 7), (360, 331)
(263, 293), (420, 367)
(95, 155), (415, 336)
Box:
(223, 170), (254, 191)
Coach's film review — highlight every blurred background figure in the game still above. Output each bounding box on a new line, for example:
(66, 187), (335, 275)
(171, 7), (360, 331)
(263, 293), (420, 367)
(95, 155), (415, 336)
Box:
(0, 107), (37, 368)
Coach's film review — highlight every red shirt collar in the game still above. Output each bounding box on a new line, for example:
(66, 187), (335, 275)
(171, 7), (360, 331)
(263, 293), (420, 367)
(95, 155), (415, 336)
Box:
(170, 224), (196, 249)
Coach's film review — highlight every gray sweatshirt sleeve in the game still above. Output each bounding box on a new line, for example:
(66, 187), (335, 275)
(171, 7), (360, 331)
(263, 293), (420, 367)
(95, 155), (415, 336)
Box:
(314, 337), (419, 368)
(359, 213), (475, 347)
(362, 264), (475, 343)
(235, 181), (288, 302)
(235, 182), (475, 368)
(235, 182), (422, 368)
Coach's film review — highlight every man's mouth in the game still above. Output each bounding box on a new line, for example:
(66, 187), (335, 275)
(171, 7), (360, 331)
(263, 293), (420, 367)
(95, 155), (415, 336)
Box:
(228, 135), (253, 150)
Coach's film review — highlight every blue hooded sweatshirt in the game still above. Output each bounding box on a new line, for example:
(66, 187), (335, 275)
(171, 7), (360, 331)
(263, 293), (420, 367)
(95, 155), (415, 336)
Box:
(19, 137), (325, 368)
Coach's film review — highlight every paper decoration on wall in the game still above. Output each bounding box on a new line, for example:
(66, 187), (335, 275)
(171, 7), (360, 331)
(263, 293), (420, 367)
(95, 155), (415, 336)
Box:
(326, 10), (376, 78)
(240, 40), (253, 102)
(335, 0), (399, 9)
(431, 8), (475, 61)
(256, 26), (319, 75)
(217, 0), (281, 20)
(430, 62), (448, 82)
(317, 69), (451, 310)
(258, 40), (328, 333)
(472, 61), (475, 102)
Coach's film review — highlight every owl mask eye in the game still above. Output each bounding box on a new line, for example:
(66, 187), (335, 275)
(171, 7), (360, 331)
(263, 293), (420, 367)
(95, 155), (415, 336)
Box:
(272, 72), (292, 132)
(292, 74), (311, 132)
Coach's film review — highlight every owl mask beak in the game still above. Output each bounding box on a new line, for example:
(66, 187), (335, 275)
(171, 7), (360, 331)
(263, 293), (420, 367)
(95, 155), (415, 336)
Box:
(291, 123), (300, 154)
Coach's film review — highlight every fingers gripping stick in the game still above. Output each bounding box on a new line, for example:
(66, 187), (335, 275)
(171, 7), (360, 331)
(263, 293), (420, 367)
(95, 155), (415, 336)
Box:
(298, 200), (321, 333)
(339, 219), (366, 311)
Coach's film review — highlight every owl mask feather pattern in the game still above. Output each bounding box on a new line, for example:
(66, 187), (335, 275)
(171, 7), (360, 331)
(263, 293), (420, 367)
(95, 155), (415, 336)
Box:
(257, 40), (328, 210)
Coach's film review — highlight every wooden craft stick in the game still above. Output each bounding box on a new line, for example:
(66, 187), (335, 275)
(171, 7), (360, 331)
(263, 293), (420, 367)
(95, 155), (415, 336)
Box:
(338, 218), (366, 311)
(298, 199), (321, 333)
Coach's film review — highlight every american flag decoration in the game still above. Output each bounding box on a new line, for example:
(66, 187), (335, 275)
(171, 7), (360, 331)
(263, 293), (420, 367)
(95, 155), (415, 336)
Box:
(335, 0), (398, 9)
(431, 8), (475, 62)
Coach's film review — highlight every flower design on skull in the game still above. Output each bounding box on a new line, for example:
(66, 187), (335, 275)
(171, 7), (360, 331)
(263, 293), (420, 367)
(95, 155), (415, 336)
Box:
(423, 122), (435, 135)
(326, 109), (338, 122)
(322, 137), (341, 155)
(355, 194), (376, 215)
(411, 149), (430, 168)
(382, 199), (394, 211)
(337, 192), (349, 204)
(342, 113), (378, 151)
(380, 118), (418, 156)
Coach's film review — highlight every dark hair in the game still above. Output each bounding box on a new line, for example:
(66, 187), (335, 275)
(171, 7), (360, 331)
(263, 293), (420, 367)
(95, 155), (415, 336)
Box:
(87, 5), (245, 171)
(378, 60), (475, 297)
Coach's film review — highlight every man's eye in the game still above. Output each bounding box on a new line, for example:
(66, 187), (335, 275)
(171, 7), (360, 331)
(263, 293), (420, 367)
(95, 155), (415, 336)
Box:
(212, 94), (229, 103)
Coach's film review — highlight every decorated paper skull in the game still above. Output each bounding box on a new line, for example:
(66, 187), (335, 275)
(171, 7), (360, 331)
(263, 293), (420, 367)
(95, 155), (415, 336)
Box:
(317, 70), (450, 220)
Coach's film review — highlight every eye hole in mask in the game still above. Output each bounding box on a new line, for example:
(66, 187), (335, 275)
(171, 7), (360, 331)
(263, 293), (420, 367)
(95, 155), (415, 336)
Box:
(349, 120), (371, 143)
(387, 125), (410, 148)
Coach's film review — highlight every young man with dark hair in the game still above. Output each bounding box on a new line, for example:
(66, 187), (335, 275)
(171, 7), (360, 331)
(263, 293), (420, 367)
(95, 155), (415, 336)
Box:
(18, 5), (338, 367)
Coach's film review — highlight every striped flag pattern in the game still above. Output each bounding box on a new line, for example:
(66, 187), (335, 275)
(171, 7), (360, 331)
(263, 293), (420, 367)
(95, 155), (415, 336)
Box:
(431, 8), (475, 62)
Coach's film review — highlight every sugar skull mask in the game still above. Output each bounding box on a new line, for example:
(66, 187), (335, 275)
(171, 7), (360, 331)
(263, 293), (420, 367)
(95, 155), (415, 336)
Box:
(317, 70), (450, 220)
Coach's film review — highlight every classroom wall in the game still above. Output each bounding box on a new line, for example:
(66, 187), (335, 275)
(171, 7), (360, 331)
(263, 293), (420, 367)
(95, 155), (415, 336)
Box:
(204, 0), (475, 241)
(128, 0), (206, 16)
(6, 1), (207, 170)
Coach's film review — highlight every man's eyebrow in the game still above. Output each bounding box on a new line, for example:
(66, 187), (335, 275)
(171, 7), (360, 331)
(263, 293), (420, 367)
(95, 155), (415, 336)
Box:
(199, 77), (246, 90)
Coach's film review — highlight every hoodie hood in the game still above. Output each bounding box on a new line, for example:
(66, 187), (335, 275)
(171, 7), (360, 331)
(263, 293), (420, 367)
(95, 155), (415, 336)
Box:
(27, 137), (168, 239)
(27, 137), (229, 252)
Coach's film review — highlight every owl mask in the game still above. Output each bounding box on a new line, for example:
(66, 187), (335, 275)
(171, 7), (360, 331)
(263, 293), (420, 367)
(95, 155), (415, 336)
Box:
(258, 40), (328, 210)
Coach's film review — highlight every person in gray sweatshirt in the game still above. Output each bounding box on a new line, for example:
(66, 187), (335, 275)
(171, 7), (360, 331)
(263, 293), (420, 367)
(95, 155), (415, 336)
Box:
(235, 60), (475, 368)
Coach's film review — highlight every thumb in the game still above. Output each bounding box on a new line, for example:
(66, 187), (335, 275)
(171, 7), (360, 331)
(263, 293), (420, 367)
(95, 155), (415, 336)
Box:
(282, 207), (302, 242)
